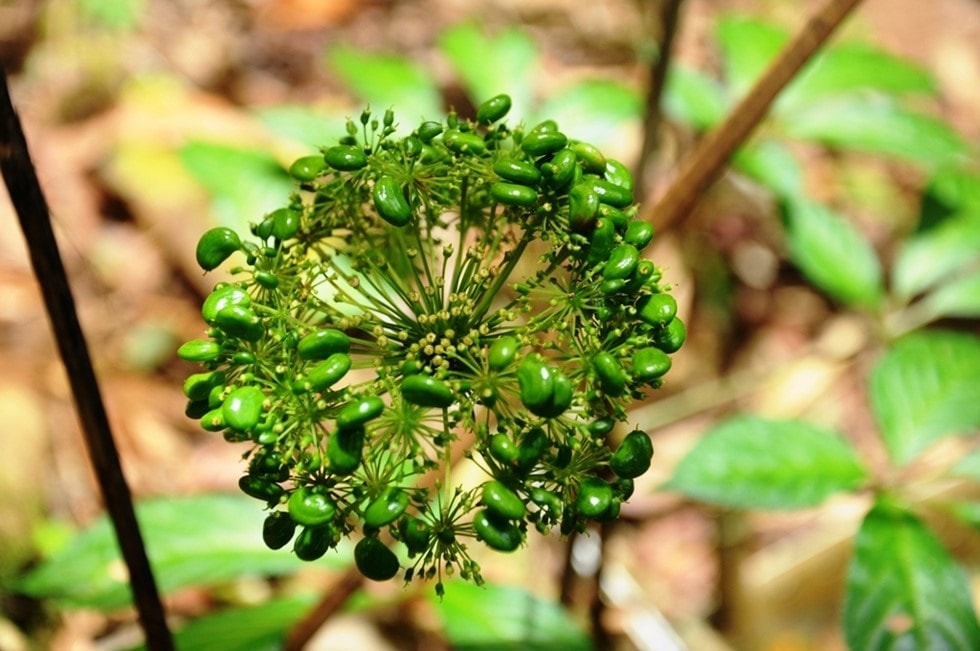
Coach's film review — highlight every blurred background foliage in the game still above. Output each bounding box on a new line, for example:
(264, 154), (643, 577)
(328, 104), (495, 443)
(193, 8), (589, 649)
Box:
(1, 0), (978, 649)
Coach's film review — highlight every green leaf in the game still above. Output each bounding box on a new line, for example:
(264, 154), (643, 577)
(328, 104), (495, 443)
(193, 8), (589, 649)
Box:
(921, 166), (980, 229)
(666, 417), (867, 509)
(662, 66), (728, 129)
(779, 97), (968, 169)
(949, 448), (980, 480)
(732, 140), (803, 198)
(534, 80), (643, 151)
(781, 42), (935, 110)
(325, 45), (441, 122)
(870, 330), (980, 465)
(892, 214), (980, 301)
(921, 272), (980, 320)
(255, 105), (348, 150)
(439, 23), (539, 123)
(79, 0), (145, 31)
(783, 198), (883, 308)
(132, 594), (316, 651)
(17, 495), (350, 609)
(844, 499), (980, 650)
(716, 15), (788, 97)
(180, 141), (294, 231)
(432, 582), (593, 651)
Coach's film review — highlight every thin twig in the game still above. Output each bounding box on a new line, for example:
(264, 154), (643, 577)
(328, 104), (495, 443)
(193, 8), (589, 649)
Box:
(0, 73), (173, 648)
(636, 0), (686, 202)
(284, 568), (364, 650)
(644, 0), (864, 231)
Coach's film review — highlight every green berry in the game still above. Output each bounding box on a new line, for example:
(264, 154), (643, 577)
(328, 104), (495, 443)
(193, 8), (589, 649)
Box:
(195, 227), (241, 271)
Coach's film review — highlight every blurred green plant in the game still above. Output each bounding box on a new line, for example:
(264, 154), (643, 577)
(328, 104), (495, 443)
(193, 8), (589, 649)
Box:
(13, 497), (591, 650)
(669, 328), (980, 648)
(663, 15), (980, 650)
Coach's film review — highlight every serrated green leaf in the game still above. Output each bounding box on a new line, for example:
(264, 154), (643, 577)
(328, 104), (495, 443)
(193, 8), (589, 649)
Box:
(870, 330), (980, 465)
(892, 214), (980, 301)
(783, 198), (883, 307)
(254, 105), (348, 150)
(439, 23), (538, 123)
(717, 15), (788, 97)
(666, 417), (867, 509)
(780, 42), (935, 110)
(662, 66), (728, 129)
(844, 500), (980, 650)
(732, 140), (803, 198)
(431, 582), (593, 651)
(17, 495), (349, 609)
(180, 141), (293, 230)
(949, 448), (980, 480)
(325, 45), (441, 123)
(533, 80), (642, 151)
(779, 97), (968, 169)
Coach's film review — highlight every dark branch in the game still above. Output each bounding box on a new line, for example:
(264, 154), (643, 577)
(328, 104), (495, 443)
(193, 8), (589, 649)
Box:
(636, 0), (686, 203)
(0, 71), (173, 650)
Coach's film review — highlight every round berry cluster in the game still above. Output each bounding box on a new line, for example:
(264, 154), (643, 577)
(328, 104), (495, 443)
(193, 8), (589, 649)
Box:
(181, 94), (684, 591)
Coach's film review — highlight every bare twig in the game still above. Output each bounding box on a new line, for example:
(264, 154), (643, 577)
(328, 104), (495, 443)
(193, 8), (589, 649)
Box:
(284, 568), (364, 650)
(644, 0), (864, 231)
(636, 0), (686, 202)
(0, 73), (173, 649)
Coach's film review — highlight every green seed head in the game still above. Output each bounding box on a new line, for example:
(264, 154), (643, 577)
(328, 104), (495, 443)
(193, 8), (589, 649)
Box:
(181, 96), (682, 589)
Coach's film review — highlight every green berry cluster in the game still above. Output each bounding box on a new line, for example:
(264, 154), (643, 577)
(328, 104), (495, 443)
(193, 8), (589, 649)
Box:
(181, 94), (684, 591)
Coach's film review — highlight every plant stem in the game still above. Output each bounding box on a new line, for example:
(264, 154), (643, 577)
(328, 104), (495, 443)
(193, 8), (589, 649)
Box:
(283, 568), (364, 651)
(0, 73), (173, 649)
(644, 0), (864, 231)
(469, 225), (535, 324)
(636, 0), (686, 203)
